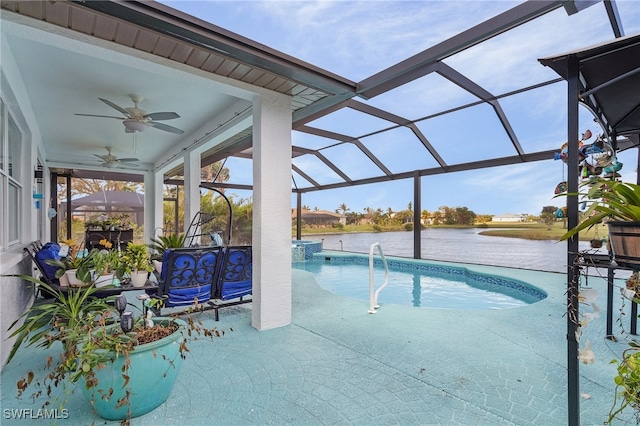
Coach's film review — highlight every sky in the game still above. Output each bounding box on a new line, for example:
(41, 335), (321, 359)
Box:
(160, 0), (640, 216)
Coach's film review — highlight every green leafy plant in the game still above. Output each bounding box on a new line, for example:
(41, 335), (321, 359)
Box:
(559, 179), (640, 241)
(148, 233), (186, 260)
(608, 343), (640, 424)
(46, 249), (98, 284)
(122, 242), (152, 274)
(5, 275), (116, 364)
(6, 275), (224, 423)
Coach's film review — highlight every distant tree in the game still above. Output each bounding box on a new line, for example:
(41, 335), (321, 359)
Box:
(421, 209), (430, 225)
(345, 211), (362, 225)
(336, 203), (350, 216)
(67, 179), (139, 198)
(454, 207), (476, 225)
(431, 210), (443, 225)
(440, 206), (456, 224)
(476, 214), (493, 223)
(200, 161), (230, 189)
(541, 206), (558, 229)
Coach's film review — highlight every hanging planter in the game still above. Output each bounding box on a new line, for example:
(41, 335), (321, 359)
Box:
(608, 222), (640, 269)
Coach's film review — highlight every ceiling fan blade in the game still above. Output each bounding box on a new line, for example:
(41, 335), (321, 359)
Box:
(144, 112), (180, 121)
(117, 158), (139, 162)
(75, 114), (124, 119)
(150, 122), (185, 134)
(99, 98), (131, 117)
(93, 154), (110, 160)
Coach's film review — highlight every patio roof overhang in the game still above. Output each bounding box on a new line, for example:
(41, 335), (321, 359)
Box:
(539, 33), (640, 138)
(3, 0), (636, 194)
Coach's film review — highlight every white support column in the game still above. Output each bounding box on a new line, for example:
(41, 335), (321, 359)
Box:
(153, 171), (164, 239)
(183, 150), (201, 240)
(252, 91), (292, 330)
(143, 170), (159, 244)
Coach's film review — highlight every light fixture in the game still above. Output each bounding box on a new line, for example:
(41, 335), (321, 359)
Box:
(123, 119), (146, 132)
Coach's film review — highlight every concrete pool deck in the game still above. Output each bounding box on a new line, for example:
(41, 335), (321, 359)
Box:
(0, 257), (637, 425)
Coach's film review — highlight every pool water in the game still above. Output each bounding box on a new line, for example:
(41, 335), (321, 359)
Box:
(293, 259), (545, 310)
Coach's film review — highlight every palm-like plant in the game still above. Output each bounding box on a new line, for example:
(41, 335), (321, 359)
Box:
(5, 276), (116, 364)
(559, 179), (640, 241)
(148, 233), (186, 259)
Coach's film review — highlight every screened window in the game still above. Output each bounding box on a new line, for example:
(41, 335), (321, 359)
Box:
(8, 181), (19, 244)
(1, 96), (23, 249)
(7, 113), (21, 179)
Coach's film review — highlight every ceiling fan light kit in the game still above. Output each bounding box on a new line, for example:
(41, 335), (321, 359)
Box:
(94, 147), (140, 169)
(75, 94), (184, 134)
(123, 119), (147, 132)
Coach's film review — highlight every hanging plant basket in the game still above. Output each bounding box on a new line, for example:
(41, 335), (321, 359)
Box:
(608, 222), (640, 269)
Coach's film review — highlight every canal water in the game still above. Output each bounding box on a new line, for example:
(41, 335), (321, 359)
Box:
(313, 228), (605, 273)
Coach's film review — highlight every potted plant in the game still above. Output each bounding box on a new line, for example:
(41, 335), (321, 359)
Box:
(47, 247), (98, 287)
(559, 179), (640, 269)
(608, 343), (640, 424)
(148, 233), (186, 258)
(92, 248), (123, 287)
(122, 242), (152, 287)
(148, 233), (186, 273)
(5, 275), (223, 422)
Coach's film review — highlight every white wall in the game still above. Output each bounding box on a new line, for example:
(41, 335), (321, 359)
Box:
(0, 35), (44, 369)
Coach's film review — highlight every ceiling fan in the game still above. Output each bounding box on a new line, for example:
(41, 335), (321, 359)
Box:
(94, 147), (139, 169)
(76, 94), (184, 134)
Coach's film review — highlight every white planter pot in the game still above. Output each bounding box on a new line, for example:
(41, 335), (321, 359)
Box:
(130, 271), (148, 288)
(94, 273), (115, 288)
(65, 269), (85, 287)
(58, 271), (70, 288)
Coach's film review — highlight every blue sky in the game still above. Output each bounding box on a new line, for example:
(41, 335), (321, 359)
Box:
(161, 0), (640, 216)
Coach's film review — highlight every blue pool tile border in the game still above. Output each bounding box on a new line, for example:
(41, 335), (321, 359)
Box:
(311, 251), (547, 304)
(292, 240), (323, 260)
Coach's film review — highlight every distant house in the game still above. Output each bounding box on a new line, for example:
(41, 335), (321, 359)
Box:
(491, 213), (527, 222)
(292, 209), (344, 227)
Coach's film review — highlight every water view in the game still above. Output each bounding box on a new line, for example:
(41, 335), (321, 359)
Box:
(312, 228), (603, 273)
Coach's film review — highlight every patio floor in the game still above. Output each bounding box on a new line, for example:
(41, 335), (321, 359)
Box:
(1, 259), (637, 425)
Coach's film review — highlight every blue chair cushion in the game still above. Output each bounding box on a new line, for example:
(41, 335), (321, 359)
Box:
(34, 242), (62, 281)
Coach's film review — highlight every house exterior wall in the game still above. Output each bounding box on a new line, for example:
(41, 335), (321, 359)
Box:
(0, 36), (44, 368)
(491, 215), (525, 222)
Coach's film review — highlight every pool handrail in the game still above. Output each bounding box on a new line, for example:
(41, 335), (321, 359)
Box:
(368, 242), (389, 314)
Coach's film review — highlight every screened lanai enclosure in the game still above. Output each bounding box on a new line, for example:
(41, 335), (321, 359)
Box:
(1, 1), (639, 425)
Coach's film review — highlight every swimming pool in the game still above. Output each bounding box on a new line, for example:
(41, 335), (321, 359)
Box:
(293, 253), (547, 309)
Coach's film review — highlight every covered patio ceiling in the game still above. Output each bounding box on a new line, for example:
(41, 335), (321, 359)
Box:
(1, 0), (638, 192)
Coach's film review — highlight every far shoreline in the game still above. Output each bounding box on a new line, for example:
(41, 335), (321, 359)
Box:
(296, 221), (601, 242)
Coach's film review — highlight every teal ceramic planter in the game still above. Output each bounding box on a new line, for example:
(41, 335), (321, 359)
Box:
(80, 317), (186, 421)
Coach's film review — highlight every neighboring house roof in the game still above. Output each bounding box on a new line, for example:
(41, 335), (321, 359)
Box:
(291, 209), (342, 220)
(493, 213), (523, 218)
